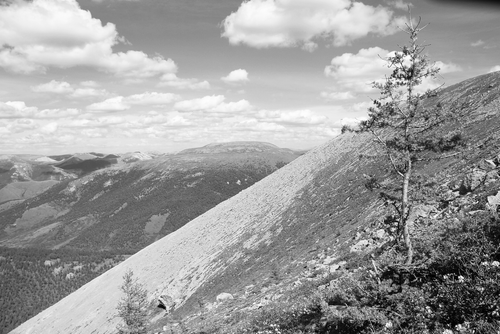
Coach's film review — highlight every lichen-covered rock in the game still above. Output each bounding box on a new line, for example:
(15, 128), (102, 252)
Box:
(487, 191), (500, 211)
(461, 169), (487, 193)
(350, 239), (371, 253)
(216, 292), (234, 302)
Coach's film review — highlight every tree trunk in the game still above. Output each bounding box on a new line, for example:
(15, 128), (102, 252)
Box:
(401, 160), (413, 265)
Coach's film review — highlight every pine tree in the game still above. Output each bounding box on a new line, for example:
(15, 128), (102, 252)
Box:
(357, 11), (463, 265)
(116, 269), (149, 334)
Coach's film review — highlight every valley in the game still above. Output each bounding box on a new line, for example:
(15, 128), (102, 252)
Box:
(7, 71), (500, 334)
(0, 141), (302, 333)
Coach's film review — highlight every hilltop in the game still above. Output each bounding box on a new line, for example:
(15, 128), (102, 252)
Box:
(10, 71), (500, 333)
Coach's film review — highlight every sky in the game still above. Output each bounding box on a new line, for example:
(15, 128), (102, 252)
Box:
(0, 0), (499, 155)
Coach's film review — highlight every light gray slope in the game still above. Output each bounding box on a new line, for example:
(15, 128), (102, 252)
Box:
(10, 133), (364, 334)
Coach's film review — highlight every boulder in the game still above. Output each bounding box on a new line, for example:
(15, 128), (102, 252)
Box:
(216, 292), (234, 302)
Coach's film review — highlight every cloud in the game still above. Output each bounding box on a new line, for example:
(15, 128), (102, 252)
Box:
(31, 80), (73, 94)
(210, 100), (251, 113)
(87, 96), (130, 112)
(471, 39), (485, 47)
(221, 69), (249, 84)
(80, 80), (100, 87)
(434, 61), (462, 74)
(222, 0), (404, 50)
(323, 47), (461, 100)
(0, 0), (177, 78)
(125, 92), (181, 105)
(489, 65), (500, 73)
(31, 80), (108, 98)
(40, 122), (58, 134)
(324, 46), (390, 93)
(174, 95), (226, 112)
(385, 0), (412, 10)
(256, 109), (328, 126)
(159, 73), (210, 90)
(87, 92), (181, 112)
(0, 100), (79, 119)
(70, 87), (108, 98)
(320, 91), (355, 101)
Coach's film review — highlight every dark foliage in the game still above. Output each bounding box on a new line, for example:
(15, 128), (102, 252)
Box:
(0, 247), (125, 334)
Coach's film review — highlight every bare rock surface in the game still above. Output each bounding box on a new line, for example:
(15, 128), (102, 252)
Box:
(10, 133), (363, 334)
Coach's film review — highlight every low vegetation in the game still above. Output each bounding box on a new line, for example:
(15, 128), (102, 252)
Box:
(187, 203), (499, 334)
(0, 247), (126, 334)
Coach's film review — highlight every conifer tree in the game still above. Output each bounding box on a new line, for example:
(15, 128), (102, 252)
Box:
(116, 269), (149, 334)
(357, 11), (463, 265)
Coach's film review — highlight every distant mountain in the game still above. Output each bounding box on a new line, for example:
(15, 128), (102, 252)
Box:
(10, 72), (500, 334)
(0, 142), (302, 252)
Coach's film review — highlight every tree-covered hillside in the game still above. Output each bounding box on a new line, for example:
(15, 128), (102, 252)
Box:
(0, 247), (126, 334)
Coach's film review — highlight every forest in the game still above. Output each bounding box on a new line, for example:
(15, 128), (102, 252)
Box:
(0, 247), (127, 334)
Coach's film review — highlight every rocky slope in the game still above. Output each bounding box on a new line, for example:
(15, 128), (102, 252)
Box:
(0, 142), (300, 251)
(10, 72), (500, 334)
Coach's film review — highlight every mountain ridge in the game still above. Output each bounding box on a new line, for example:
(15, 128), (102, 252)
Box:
(10, 71), (500, 333)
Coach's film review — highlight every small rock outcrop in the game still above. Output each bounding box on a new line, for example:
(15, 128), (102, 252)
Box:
(216, 292), (234, 303)
(158, 295), (175, 313)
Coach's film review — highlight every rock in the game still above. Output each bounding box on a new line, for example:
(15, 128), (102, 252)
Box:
(372, 229), (386, 240)
(323, 256), (336, 265)
(440, 190), (460, 202)
(485, 170), (499, 185)
(329, 261), (346, 272)
(487, 191), (500, 211)
(158, 295), (175, 312)
(483, 159), (497, 169)
(350, 239), (371, 253)
(216, 292), (234, 302)
(461, 169), (487, 193)
(408, 204), (436, 223)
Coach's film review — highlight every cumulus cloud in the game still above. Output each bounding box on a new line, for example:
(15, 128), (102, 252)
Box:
(40, 122), (59, 134)
(159, 73), (210, 90)
(70, 87), (108, 98)
(174, 95), (226, 112)
(173, 95), (253, 114)
(222, 0), (404, 50)
(435, 61), (462, 74)
(325, 46), (390, 93)
(210, 100), (251, 113)
(87, 92), (180, 112)
(0, 100), (79, 119)
(256, 109), (328, 126)
(385, 0), (412, 10)
(0, 0), (176, 78)
(323, 47), (461, 101)
(125, 92), (181, 105)
(320, 91), (355, 101)
(87, 96), (129, 112)
(489, 65), (500, 73)
(221, 69), (249, 84)
(31, 80), (108, 97)
(31, 80), (73, 94)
